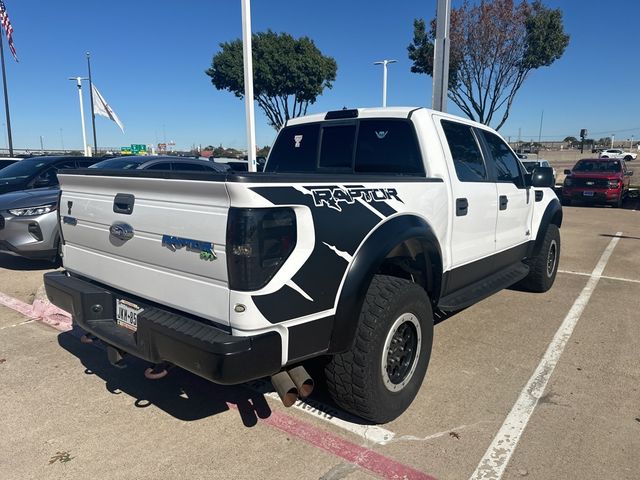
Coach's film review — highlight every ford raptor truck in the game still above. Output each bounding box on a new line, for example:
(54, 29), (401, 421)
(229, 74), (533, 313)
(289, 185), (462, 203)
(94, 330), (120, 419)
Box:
(44, 107), (561, 423)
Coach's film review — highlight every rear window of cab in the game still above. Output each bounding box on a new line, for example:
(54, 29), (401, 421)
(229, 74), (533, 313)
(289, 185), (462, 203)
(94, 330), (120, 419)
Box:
(265, 119), (424, 175)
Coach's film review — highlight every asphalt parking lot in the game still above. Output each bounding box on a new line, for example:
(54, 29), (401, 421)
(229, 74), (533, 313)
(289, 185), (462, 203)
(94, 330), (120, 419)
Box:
(1, 197), (639, 480)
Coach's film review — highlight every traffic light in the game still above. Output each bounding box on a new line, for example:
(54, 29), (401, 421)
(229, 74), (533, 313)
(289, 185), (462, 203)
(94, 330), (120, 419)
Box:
(579, 129), (587, 138)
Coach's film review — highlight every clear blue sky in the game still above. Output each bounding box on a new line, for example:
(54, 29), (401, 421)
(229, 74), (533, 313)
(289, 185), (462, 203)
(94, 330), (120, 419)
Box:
(4, 0), (640, 151)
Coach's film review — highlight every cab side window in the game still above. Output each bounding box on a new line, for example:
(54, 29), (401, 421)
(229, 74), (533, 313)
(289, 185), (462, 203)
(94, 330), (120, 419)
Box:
(441, 120), (487, 182)
(480, 130), (525, 187)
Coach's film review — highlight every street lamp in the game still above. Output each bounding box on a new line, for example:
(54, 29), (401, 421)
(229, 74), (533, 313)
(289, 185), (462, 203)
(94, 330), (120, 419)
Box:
(69, 76), (89, 156)
(373, 59), (397, 108)
(611, 134), (614, 148)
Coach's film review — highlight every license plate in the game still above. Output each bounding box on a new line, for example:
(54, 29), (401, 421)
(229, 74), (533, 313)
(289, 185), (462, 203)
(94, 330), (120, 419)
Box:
(116, 299), (142, 331)
(583, 191), (594, 197)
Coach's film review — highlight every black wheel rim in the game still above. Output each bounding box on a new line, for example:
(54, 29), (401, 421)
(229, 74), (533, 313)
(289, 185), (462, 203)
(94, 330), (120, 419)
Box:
(380, 312), (423, 395)
(547, 240), (557, 277)
(386, 321), (418, 384)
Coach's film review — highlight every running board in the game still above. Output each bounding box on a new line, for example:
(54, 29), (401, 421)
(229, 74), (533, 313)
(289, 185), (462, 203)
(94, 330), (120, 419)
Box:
(438, 262), (530, 311)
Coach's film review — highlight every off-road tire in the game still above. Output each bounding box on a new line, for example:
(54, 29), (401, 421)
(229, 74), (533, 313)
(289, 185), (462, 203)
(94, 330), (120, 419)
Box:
(520, 224), (560, 292)
(325, 275), (433, 423)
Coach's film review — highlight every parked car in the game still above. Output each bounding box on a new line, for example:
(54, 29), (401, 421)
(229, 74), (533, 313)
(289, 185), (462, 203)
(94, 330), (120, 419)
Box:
(89, 155), (232, 172)
(0, 158), (17, 170)
(0, 156), (228, 263)
(0, 156), (95, 196)
(211, 156), (266, 172)
(598, 149), (636, 161)
(521, 159), (557, 185)
(45, 107), (560, 422)
(562, 158), (633, 207)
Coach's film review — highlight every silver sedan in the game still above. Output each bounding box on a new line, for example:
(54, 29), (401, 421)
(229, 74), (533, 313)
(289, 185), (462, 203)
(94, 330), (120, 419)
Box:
(0, 188), (60, 261)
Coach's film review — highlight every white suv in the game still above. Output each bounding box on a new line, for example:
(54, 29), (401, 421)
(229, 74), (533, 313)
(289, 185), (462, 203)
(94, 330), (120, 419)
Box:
(599, 149), (636, 161)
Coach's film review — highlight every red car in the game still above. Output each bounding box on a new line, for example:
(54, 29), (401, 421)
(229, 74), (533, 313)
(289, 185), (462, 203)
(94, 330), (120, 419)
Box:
(562, 158), (633, 207)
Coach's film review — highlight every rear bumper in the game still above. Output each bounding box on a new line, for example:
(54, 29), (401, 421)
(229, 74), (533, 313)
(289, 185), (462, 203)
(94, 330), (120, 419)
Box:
(44, 271), (282, 385)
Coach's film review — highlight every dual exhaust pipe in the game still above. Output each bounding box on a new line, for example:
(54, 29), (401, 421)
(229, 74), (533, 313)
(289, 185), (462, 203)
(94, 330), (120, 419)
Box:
(270, 365), (314, 407)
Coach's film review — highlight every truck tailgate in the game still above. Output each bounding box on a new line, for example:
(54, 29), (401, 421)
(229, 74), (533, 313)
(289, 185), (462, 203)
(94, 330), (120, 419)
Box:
(58, 173), (231, 325)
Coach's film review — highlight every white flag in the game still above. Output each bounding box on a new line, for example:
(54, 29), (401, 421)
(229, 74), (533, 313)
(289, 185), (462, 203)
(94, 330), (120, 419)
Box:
(91, 84), (125, 133)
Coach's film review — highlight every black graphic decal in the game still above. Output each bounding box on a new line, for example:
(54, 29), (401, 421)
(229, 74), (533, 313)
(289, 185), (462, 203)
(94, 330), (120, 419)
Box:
(250, 185), (384, 323)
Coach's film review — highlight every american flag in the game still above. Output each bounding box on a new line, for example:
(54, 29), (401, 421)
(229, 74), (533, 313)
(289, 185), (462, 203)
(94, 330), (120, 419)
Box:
(0, 0), (17, 62)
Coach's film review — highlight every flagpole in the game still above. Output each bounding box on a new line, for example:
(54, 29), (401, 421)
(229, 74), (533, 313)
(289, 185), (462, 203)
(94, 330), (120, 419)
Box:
(0, 28), (13, 157)
(86, 52), (97, 156)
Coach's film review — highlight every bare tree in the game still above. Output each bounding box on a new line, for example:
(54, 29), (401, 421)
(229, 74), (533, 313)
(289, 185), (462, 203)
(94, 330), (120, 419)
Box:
(408, 0), (569, 130)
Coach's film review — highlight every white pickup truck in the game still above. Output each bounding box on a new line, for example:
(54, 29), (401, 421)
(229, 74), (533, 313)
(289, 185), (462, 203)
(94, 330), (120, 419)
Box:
(44, 107), (561, 423)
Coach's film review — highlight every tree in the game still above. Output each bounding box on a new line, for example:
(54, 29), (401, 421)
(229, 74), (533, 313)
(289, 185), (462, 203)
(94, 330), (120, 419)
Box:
(257, 145), (271, 157)
(206, 31), (337, 130)
(563, 136), (577, 143)
(408, 0), (569, 130)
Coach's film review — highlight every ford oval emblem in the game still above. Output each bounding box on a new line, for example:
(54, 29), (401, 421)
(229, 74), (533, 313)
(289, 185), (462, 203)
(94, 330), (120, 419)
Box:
(109, 222), (134, 241)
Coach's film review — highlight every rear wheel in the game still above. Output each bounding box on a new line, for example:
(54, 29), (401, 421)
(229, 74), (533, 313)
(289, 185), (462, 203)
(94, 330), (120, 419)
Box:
(519, 224), (560, 292)
(325, 275), (433, 423)
(624, 155), (633, 161)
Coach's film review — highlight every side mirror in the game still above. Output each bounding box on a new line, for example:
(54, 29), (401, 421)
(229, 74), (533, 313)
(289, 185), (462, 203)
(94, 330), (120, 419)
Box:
(563, 169), (571, 175)
(531, 167), (555, 188)
(629, 171), (634, 176)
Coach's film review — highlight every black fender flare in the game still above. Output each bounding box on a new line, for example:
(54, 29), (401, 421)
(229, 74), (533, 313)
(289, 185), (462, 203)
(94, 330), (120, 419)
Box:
(529, 198), (562, 259)
(328, 215), (442, 353)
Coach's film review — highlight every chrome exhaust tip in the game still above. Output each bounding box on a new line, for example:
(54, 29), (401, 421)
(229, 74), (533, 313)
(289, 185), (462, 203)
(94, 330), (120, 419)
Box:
(270, 370), (298, 407)
(288, 365), (314, 399)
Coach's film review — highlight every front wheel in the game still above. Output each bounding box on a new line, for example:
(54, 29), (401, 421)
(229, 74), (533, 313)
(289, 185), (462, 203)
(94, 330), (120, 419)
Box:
(325, 275), (433, 423)
(519, 224), (560, 292)
(624, 155), (633, 161)
(612, 193), (623, 208)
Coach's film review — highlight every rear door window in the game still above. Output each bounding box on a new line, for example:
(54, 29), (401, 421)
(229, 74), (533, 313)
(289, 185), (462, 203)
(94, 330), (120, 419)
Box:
(441, 120), (487, 182)
(172, 162), (208, 171)
(145, 162), (173, 171)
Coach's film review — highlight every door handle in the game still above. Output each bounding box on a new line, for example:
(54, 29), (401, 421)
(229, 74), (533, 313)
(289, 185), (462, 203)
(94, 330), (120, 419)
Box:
(113, 193), (135, 215)
(456, 198), (468, 216)
(499, 195), (508, 211)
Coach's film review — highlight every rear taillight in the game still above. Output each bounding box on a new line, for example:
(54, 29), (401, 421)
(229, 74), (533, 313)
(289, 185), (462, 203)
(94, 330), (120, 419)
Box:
(608, 179), (620, 189)
(226, 207), (297, 291)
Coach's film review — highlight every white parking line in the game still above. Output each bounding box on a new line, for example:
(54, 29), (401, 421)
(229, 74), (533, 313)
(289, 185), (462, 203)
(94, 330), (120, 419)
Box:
(559, 269), (640, 284)
(470, 232), (622, 480)
(247, 379), (395, 445)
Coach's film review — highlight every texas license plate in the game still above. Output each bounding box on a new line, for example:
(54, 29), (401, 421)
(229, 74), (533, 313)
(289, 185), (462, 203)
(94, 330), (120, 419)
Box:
(116, 299), (142, 331)
(583, 191), (594, 197)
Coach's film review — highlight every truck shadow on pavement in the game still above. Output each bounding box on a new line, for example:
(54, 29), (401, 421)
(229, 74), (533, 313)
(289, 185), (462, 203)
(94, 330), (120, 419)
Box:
(57, 310), (465, 429)
(0, 252), (58, 271)
(57, 328), (274, 427)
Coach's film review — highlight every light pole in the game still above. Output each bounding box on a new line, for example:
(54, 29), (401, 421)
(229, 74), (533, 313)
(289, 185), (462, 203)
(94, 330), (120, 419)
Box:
(432, 0), (452, 112)
(611, 134), (614, 148)
(69, 77), (89, 156)
(630, 135), (633, 151)
(241, 0), (257, 172)
(39, 135), (44, 153)
(373, 59), (397, 107)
